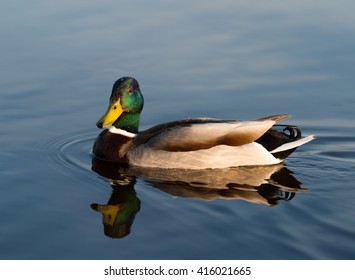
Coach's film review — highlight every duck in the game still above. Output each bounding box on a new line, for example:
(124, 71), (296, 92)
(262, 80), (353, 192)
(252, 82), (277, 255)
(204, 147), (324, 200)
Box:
(93, 77), (314, 169)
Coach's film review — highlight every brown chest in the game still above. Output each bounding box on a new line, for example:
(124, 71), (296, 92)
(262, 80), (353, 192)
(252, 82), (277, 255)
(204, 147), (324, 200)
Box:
(93, 130), (132, 163)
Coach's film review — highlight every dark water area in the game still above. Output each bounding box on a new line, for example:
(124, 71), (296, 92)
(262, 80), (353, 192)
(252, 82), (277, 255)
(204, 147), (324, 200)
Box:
(1, 0), (355, 259)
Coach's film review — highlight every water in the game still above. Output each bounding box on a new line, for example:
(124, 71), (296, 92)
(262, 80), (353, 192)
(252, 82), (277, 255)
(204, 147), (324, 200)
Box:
(1, 0), (355, 259)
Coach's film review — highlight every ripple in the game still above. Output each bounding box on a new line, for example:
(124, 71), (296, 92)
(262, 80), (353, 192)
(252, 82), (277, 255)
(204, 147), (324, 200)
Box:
(319, 151), (355, 164)
(313, 135), (355, 164)
(44, 129), (96, 179)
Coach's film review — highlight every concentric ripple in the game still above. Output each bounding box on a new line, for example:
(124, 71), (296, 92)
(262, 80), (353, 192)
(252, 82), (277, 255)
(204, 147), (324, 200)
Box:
(44, 129), (97, 179)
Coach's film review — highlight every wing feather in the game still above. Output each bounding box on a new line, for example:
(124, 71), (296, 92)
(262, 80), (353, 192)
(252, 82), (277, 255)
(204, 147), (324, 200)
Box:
(134, 115), (289, 152)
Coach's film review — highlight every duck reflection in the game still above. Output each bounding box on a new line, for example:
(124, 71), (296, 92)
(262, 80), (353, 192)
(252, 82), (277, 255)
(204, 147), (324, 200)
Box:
(90, 175), (140, 239)
(91, 158), (305, 238)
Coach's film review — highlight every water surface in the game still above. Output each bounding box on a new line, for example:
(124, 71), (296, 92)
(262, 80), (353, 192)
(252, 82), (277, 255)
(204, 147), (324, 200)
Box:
(1, 0), (355, 259)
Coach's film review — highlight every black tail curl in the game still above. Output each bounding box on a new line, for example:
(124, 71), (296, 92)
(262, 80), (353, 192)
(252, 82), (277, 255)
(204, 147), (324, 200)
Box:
(256, 125), (303, 160)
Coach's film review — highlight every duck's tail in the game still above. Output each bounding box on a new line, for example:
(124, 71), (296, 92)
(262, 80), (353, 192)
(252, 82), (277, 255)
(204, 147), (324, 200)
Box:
(270, 135), (315, 154)
(256, 125), (315, 160)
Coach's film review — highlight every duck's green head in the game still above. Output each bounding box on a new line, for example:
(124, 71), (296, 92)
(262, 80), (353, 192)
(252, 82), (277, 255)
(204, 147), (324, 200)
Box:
(96, 77), (144, 133)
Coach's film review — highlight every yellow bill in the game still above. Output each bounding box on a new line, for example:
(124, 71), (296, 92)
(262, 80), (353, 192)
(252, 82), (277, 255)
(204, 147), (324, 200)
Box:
(95, 204), (121, 226)
(96, 99), (123, 128)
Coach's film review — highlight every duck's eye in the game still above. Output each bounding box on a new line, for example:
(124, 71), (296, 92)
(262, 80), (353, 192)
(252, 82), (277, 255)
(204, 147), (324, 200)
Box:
(128, 87), (134, 93)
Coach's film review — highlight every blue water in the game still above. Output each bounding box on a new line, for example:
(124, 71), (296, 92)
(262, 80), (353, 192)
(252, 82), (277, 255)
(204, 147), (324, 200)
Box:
(1, 0), (355, 259)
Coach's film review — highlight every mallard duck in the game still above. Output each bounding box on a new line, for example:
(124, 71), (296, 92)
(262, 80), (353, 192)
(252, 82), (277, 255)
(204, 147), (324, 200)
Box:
(93, 77), (314, 169)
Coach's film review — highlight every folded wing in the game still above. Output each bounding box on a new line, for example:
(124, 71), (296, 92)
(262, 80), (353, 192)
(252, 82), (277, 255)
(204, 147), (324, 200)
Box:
(134, 114), (290, 152)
